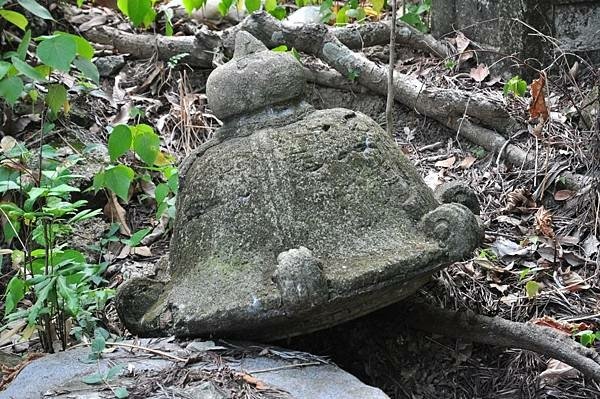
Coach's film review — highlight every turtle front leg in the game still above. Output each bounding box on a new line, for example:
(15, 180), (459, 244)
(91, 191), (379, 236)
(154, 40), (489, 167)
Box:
(272, 247), (329, 311)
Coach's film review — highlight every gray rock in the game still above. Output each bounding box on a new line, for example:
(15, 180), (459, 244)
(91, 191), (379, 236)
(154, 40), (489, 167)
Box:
(94, 55), (125, 77)
(116, 32), (482, 340)
(0, 340), (389, 399)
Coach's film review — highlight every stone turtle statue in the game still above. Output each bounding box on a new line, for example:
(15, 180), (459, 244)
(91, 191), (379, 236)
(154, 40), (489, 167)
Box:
(116, 31), (482, 340)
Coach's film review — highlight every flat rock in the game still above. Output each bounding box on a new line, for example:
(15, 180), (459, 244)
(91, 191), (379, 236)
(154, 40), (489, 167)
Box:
(0, 339), (389, 399)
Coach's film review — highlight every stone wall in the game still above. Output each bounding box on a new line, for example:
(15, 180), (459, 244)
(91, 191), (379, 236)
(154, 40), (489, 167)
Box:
(431, 0), (599, 76)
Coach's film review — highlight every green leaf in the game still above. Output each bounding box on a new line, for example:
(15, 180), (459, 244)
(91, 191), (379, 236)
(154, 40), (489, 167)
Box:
(264, 0), (276, 11)
(371, 0), (384, 13)
(37, 35), (77, 72)
(104, 164), (134, 202)
(217, 0), (234, 16)
(245, 0), (260, 13)
(16, 30), (32, 60)
(0, 10), (28, 30)
(10, 56), (45, 81)
(72, 57), (99, 84)
(163, 7), (173, 36)
(106, 364), (125, 380)
(71, 35), (95, 60)
(525, 280), (541, 298)
(268, 5), (286, 20)
(132, 125), (160, 165)
(127, 0), (152, 26)
(181, 0), (206, 13)
(16, 0), (54, 20)
(167, 172), (178, 193)
(114, 387), (129, 399)
(272, 45), (288, 52)
(0, 76), (24, 105)
(123, 228), (150, 247)
(336, 5), (348, 25)
(91, 334), (106, 354)
(0, 61), (11, 80)
(155, 183), (169, 204)
(57, 275), (79, 315)
(4, 276), (25, 317)
(46, 84), (68, 114)
(82, 372), (104, 385)
(108, 125), (132, 161)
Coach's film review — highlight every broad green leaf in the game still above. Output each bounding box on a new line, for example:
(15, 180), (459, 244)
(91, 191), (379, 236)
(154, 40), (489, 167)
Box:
(182, 0), (206, 13)
(46, 84), (68, 114)
(37, 35), (77, 72)
(268, 5), (286, 20)
(123, 228), (150, 247)
(127, 0), (152, 26)
(10, 56), (45, 81)
(104, 164), (134, 202)
(82, 372), (104, 385)
(91, 335), (106, 354)
(336, 5), (348, 25)
(108, 125), (132, 161)
(264, 0), (276, 12)
(245, 0), (260, 13)
(106, 364), (125, 380)
(72, 57), (99, 84)
(16, 30), (32, 60)
(132, 127), (160, 165)
(217, 0), (234, 16)
(71, 35), (95, 60)
(167, 172), (178, 193)
(155, 183), (169, 204)
(57, 275), (79, 315)
(0, 76), (24, 105)
(0, 61), (11, 80)
(16, 0), (54, 20)
(4, 276), (25, 317)
(525, 280), (541, 298)
(272, 45), (288, 52)
(142, 7), (156, 27)
(117, 0), (128, 15)
(371, 0), (384, 13)
(0, 10), (28, 30)
(114, 387), (129, 399)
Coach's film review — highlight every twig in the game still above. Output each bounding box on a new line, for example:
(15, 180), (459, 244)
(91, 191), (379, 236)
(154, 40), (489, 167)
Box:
(247, 361), (323, 374)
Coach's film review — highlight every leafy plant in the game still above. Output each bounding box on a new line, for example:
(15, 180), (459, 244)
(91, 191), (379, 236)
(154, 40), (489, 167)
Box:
(503, 76), (527, 97)
(574, 330), (600, 347)
(1, 137), (112, 351)
(399, 0), (430, 33)
(93, 124), (178, 222)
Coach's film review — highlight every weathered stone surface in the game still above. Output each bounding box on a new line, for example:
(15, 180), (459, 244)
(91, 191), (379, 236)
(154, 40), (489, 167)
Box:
(431, 0), (600, 76)
(116, 32), (482, 340)
(434, 181), (481, 215)
(0, 340), (389, 399)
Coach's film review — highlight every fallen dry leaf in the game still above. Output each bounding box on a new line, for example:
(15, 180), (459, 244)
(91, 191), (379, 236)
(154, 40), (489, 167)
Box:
(539, 359), (579, 386)
(131, 246), (153, 257)
(559, 267), (590, 292)
(459, 156), (477, 169)
(504, 188), (536, 213)
(532, 315), (592, 335)
(528, 73), (549, 122)
(469, 64), (489, 82)
(238, 373), (269, 390)
(454, 32), (472, 62)
(103, 192), (132, 236)
(554, 190), (575, 201)
(534, 206), (555, 239)
(434, 156), (456, 168)
(0, 136), (17, 153)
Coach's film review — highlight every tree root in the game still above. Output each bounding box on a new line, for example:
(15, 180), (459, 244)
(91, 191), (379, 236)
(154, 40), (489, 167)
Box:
(403, 300), (600, 383)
